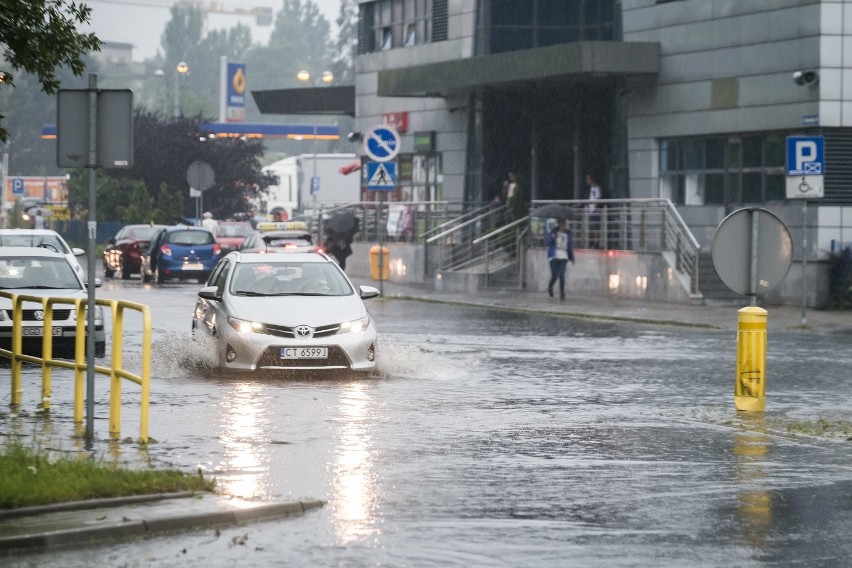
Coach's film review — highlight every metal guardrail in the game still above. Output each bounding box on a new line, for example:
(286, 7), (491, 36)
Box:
(292, 201), (491, 245)
(424, 198), (701, 294)
(0, 292), (152, 443)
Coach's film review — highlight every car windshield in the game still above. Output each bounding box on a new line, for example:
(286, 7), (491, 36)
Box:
(219, 224), (252, 238)
(126, 226), (158, 240)
(166, 230), (214, 245)
(0, 234), (70, 254)
(231, 262), (353, 296)
(0, 257), (81, 290)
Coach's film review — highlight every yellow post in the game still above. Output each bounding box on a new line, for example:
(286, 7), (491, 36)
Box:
(42, 298), (53, 411)
(735, 306), (767, 412)
(139, 305), (151, 444)
(109, 301), (122, 438)
(73, 301), (86, 423)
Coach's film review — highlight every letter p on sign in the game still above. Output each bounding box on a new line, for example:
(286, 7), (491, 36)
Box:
(795, 141), (817, 171)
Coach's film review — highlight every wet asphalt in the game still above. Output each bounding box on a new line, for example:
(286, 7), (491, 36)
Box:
(0, 277), (850, 566)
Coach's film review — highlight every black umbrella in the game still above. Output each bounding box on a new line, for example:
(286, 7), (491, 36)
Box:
(324, 211), (359, 237)
(530, 203), (576, 219)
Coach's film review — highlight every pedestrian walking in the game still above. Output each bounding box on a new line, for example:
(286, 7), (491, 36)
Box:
(546, 217), (575, 301)
(201, 211), (220, 237)
(586, 174), (602, 247)
(32, 208), (46, 230)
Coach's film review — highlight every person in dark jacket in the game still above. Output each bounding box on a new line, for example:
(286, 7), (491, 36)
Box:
(546, 218), (575, 300)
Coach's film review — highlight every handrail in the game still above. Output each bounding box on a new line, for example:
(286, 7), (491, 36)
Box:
(472, 215), (529, 245)
(0, 291), (152, 443)
(427, 205), (508, 243)
(420, 202), (497, 239)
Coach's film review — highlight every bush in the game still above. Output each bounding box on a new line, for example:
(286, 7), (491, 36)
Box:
(826, 247), (852, 308)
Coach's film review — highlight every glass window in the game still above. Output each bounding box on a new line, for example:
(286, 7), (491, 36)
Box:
(491, 28), (534, 53)
(380, 27), (393, 50)
(683, 139), (702, 169)
(492, 0), (533, 26)
(404, 22), (417, 46)
(660, 139), (679, 172)
(705, 174), (725, 204)
(538, 27), (579, 47)
(741, 172), (762, 203)
(742, 137), (762, 167)
(765, 135), (784, 167)
(765, 175), (785, 201)
(705, 139), (724, 169)
(537, 0), (578, 26)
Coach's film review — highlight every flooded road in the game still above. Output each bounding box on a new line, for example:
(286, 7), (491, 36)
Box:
(4, 279), (852, 566)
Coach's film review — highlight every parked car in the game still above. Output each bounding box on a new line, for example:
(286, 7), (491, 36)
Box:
(103, 224), (165, 279)
(215, 221), (254, 254)
(239, 221), (318, 254)
(192, 251), (379, 374)
(0, 247), (105, 358)
(140, 225), (220, 284)
(0, 229), (86, 281)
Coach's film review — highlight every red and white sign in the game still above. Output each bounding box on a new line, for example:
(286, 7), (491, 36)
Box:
(4, 176), (68, 205)
(382, 111), (408, 133)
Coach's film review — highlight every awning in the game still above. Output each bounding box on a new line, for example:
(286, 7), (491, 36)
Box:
(252, 85), (355, 116)
(377, 41), (661, 98)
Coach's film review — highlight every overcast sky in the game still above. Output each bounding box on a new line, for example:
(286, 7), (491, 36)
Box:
(83, 0), (342, 61)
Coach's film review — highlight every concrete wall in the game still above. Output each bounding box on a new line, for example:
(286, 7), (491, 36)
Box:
(354, 1), (478, 201)
(622, 0), (824, 199)
(346, 241), (831, 307)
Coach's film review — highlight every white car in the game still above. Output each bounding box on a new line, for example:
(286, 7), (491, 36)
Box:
(0, 229), (86, 281)
(192, 251), (379, 373)
(0, 247), (105, 358)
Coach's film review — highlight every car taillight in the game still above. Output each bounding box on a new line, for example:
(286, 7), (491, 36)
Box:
(213, 244), (221, 255)
(161, 245), (172, 256)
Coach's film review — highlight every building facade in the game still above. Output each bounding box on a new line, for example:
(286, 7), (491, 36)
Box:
(354, 0), (852, 256)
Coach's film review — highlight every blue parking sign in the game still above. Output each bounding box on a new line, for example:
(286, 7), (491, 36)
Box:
(786, 136), (824, 175)
(11, 178), (24, 195)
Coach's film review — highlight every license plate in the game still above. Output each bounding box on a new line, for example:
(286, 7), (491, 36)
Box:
(183, 263), (203, 270)
(21, 327), (62, 337)
(280, 347), (328, 359)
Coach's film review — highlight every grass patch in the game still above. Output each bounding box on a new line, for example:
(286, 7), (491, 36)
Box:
(0, 442), (216, 510)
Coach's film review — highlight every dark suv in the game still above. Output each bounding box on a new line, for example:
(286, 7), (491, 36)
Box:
(140, 226), (221, 283)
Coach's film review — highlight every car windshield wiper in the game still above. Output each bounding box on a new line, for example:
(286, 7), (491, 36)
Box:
(234, 290), (275, 296)
(267, 292), (328, 296)
(9, 285), (70, 289)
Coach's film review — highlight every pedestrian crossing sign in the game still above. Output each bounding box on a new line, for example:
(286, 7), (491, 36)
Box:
(366, 161), (396, 190)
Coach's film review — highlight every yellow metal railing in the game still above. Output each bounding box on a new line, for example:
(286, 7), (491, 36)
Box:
(0, 291), (152, 443)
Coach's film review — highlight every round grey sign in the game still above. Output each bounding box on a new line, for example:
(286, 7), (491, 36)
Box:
(186, 161), (215, 191)
(711, 208), (793, 296)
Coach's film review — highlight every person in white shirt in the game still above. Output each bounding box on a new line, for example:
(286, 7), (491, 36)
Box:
(201, 211), (220, 238)
(586, 174), (602, 248)
(546, 218), (575, 301)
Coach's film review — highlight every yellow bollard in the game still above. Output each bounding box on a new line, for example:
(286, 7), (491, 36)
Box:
(735, 306), (767, 412)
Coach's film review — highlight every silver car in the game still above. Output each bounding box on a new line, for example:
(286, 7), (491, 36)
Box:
(0, 229), (86, 281)
(0, 247), (105, 358)
(192, 251), (379, 374)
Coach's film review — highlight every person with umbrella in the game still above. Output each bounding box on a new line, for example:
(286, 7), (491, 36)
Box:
(546, 217), (575, 301)
(323, 212), (359, 271)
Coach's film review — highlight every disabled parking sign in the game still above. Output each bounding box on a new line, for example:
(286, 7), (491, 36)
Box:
(786, 136), (824, 199)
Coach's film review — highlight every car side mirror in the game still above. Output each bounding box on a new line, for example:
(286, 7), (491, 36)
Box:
(87, 278), (102, 288)
(72, 247), (85, 256)
(359, 285), (380, 300)
(198, 285), (221, 301)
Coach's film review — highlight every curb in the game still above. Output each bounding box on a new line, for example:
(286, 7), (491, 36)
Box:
(0, 497), (325, 553)
(0, 491), (197, 521)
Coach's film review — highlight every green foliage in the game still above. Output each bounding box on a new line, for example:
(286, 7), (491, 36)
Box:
(0, 0), (102, 142)
(0, 442), (215, 509)
(826, 247), (852, 309)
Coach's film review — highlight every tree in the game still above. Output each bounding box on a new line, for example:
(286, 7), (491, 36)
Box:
(332, 0), (358, 85)
(68, 110), (274, 221)
(0, 0), (102, 142)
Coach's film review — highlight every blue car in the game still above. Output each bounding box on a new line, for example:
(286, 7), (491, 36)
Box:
(141, 226), (221, 284)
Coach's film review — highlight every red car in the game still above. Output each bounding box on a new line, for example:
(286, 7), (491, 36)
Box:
(215, 221), (254, 254)
(103, 224), (165, 279)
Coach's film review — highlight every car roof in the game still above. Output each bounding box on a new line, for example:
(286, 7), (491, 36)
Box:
(0, 229), (65, 237)
(261, 230), (311, 238)
(231, 251), (331, 264)
(0, 246), (70, 259)
(161, 225), (212, 233)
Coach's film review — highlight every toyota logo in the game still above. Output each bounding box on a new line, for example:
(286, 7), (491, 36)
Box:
(294, 325), (314, 339)
(34, 310), (44, 321)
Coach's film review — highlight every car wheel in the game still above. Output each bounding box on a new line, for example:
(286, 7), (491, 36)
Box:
(155, 267), (165, 284)
(120, 254), (132, 280)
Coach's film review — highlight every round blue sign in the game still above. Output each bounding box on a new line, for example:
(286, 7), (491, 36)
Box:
(364, 125), (400, 162)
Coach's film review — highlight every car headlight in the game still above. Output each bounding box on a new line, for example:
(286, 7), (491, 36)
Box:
(338, 316), (369, 334)
(228, 316), (263, 333)
(0, 310), (6, 322)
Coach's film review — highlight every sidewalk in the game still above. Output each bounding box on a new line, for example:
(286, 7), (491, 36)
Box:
(367, 280), (852, 334)
(0, 493), (324, 554)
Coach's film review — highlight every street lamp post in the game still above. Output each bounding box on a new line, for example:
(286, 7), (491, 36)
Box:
(154, 69), (168, 117)
(173, 61), (189, 118)
(296, 70), (334, 204)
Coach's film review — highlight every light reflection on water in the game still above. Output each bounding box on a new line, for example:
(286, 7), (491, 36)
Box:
(215, 381), (270, 501)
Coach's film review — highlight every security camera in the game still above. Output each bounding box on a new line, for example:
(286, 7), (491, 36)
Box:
(347, 131), (362, 143)
(793, 70), (819, 86)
